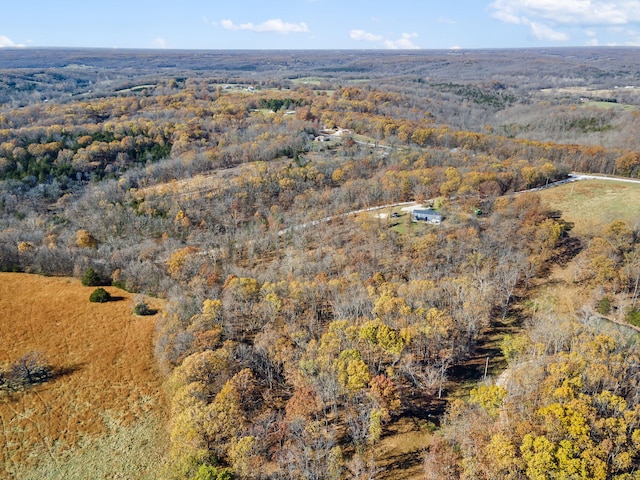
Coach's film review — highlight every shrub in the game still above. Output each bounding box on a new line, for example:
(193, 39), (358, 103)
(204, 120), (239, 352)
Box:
(628, 308), (640, 327)
(193, 465), (234, 480)
(0, 369), (8, 392)
(82, 267), (104, 286)
(89, 287), (111, 303)
(596, 297), (611, 315)
(133, 302), (156, 316)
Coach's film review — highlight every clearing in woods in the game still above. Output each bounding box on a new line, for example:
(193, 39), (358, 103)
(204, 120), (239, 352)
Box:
(535, 177), (640, 319)
(0, 273), (167, 479)
(539, 178), (640, 237)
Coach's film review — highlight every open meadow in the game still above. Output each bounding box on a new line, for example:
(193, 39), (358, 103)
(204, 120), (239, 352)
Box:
(0, 273), (167, 479)
(539, 178), (640, 237)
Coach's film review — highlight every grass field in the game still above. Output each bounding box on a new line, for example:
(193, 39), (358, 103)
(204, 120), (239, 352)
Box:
(0, 273), (167, 479)
(581, 100), (636, 110)
(289, 76), (323, 85)
(538, 179), (640, 237)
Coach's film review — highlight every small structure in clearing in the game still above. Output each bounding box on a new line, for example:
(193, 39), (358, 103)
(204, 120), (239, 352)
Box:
(412, 208), (443, 224)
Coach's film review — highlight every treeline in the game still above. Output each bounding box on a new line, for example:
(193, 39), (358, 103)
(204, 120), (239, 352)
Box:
(2, 78), (639, 214)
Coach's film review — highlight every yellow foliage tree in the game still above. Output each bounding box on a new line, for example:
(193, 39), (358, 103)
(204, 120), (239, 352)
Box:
(204, 376), (246, 459)
(482, 433), (520, 480)
(227, 436), (256, 479)
(17, 241), (34, 253)
(166, 246), (200, 278)
(76, 229), (98, 248)
(336, 349), (370, 392)
(469, 385), (508, 418)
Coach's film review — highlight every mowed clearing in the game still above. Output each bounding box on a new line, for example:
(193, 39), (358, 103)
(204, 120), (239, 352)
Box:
(539, 179), (640, 237)
(0, 273), (167, 479)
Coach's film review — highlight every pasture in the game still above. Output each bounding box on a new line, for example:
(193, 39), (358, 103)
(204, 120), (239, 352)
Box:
(539, 178), (640, 237)
(0, 273), (167, 479)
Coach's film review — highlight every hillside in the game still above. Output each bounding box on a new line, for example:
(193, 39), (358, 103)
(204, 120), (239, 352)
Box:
(0, 273), (166, 479)
(1, 48), (640, 479)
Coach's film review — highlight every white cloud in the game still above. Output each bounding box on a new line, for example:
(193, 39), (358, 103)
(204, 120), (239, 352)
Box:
(618, 27), (640, 45)
(221, 20), (235, 30)
(491, 8), (522, 25)
(349, 29), (383, 42)
(0, 35), (23, 48)
(348, 29), (420, 49)
(489, 0), (640, 26)
(488, 0), (640, 42)
(384, 32), (420, 49)
(528, 20), (570, 41)
(221, 19), (309, 34)
(152, 38), (167, 48)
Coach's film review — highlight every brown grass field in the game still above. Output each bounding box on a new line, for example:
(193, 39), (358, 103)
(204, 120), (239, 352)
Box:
(0, 273), (167, 479)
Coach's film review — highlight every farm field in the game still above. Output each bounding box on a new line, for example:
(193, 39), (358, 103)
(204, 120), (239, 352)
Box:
(0, 273), (167, 479)
(539, 179), (640, 237)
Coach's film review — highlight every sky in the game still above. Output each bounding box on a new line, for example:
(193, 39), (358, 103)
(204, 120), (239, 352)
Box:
(1, 0), (640, 50)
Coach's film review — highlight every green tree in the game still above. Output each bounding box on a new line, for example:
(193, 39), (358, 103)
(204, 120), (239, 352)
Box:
(81, 267), (104, 286)
(192, 464), (234, 480)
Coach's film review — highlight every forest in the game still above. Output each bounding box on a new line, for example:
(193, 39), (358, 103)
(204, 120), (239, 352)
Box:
(1, 47), (640, 479)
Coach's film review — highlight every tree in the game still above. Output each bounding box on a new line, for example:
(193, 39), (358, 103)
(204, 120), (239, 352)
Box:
(82, 267), (105, 286)
(166, 246), (200, 280)
(204, 374), (247, 459)
(285, 384), (322, 422)
(369, 374), (401, 413)
(482, 433), (520, 480)
(358, 319), (406, 371)
(424, 434), (462, 480)
(9, 351), (52, 386)
(615, 152), (640, 176)
(227, 436), (256, 479)
(191, 465), (234, 480)
(336, 349), (370, 392)
(469, 385), (507, 418)
(76, 229), (98, 248)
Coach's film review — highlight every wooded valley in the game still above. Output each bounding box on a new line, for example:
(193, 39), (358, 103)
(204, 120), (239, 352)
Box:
(1, 47), (640, 479)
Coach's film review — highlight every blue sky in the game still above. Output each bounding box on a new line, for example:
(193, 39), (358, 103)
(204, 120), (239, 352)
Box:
(1, 1), (640, 50)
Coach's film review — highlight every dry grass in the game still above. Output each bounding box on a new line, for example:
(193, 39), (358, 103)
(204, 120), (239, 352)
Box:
(539, 179), (640, 237)
(0, 273), (167, 479)
(137, 158), (291, 199)
(375, 417), (432, 479)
